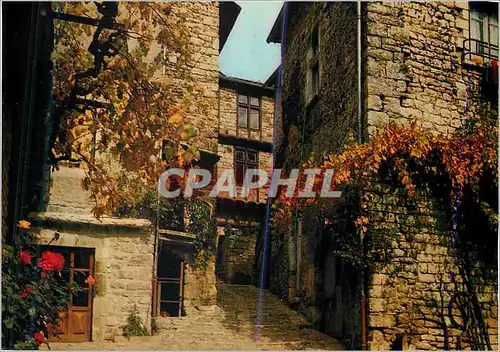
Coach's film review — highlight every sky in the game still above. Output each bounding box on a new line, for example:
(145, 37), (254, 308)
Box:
(219, 1), (282, 83)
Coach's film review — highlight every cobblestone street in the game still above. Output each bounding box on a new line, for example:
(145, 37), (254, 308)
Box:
(45, 285), (344, 350)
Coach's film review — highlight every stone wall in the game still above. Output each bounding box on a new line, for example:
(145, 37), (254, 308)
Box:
(364, 184), (498, 350)
(31, 213), (154, 342)
(363, 2), (498, 349)
(215, 226), (258, 285)
(217, 85), (274, 203)
(364, 1), (485, 136)
(165, 2), (220, 155)
(269, 2), (361, 347)
(277, 2), (359, 170)
(183, 259), (218, 312)
(34, 166), (154, 341)
(270, 1), (497, 350)
(167, 3), (221, 311)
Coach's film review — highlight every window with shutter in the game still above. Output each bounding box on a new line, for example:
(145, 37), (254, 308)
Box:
(237, 93), (261, 132)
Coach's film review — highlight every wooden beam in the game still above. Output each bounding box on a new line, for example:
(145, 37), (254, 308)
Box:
(158, 237), (195, 246)
(158, 228), (197, 239)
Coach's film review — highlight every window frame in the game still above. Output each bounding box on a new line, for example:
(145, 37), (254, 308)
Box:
(469, 2), (499, 57)
(237, 93), (261, 132)
(306, 24), (321, 105)
(234, 147), (259, 187)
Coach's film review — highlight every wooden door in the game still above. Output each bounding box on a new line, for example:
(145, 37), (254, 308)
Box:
(48, 247), (94, 342)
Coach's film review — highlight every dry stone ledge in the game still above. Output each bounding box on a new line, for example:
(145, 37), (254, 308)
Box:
(29, 212), (152, 232)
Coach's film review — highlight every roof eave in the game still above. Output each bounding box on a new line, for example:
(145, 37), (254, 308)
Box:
(219, 73), (275, 97)
(219, 2), (242, 53)
(264, 66), (280, 88)
(266, 5), (283, 44)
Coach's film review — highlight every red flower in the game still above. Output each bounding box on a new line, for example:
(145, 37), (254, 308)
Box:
(85, 275), (96, 286)
(37, 251), (65, 272)
(33, 331), (45, 345)
(18, 286), (33, 298)
(18, 250), (31, 265)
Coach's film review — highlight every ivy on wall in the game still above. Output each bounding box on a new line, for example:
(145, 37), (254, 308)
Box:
(273, 109), (497, 349)
(116, 189), (217, 268)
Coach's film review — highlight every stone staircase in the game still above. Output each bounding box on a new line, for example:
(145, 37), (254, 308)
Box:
(45, 284), (344, 350)
(214, 283), (345, 350)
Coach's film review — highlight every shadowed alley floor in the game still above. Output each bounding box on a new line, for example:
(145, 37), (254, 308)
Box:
(44, 284), (344, 350)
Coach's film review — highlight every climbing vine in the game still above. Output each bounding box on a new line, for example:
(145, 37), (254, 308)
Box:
(276, 114), (497, 235)
(51, 2), (206, 218)
(116, 188), (217, 267)
(274, 112), (497, 349)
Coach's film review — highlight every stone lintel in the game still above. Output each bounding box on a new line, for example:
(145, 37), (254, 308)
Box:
(29, 212), (152, 233)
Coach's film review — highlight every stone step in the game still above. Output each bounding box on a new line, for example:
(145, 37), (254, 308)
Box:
(46, 284), (344, 350)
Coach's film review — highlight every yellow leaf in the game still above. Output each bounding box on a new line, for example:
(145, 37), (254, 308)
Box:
(168, 112), (183, 124)
(180, 131), (190, 141)
(183, 150), (194, 165)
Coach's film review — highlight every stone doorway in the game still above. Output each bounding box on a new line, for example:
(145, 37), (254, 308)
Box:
(154, 244), (185, 317)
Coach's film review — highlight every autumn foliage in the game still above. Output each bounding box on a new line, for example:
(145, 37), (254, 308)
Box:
(276, 118), (498, 229)
(51, 2), (204, 217)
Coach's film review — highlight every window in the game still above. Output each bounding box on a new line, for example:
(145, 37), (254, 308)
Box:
(470, 2), (499, 58)
(234, 148), (258, 186)
(237, 94), (260, 130)
(307, 25), (320, 103)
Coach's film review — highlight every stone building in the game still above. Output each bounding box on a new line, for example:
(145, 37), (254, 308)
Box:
(215, 74), (275, 285)
(19, 1), (258, 343)
(265, 1), (498, 350)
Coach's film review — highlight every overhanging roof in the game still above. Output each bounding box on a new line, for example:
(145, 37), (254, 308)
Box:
(219, 73), (275, 97)
(264, 66), (280, 88)
(266, 4), (284, 44)
(220, 2), (241, 52)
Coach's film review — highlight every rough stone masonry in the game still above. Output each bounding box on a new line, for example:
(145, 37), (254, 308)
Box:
(364, 2), (498, 350)
(30, 2), (223, 342)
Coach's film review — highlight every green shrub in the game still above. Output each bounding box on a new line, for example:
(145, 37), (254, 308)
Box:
(121, 305), (148, 337)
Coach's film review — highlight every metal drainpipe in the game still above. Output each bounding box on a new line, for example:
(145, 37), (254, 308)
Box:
(357, 1), (368, 350)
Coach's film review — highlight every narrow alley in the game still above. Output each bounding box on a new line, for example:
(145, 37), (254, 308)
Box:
(44, 284), (344, 350)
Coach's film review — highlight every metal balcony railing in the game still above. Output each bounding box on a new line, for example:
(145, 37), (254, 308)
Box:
(462, 38), (499, 63)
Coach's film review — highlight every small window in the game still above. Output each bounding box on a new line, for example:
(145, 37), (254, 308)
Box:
(307, 25), (320, 104)
(238, 94), (248, 104)
(311, 26), (319, 57)
(470, 2), (499, 57)
(312, 63), (320, 97)
(249, 109), (260, 129)
(234, 148), (258, 186)
(238, 106), (248, 128)
(236, 150), (245, 161)
(250, 97), (259, 106)
(237, 94), (260, 131)
(247, 151), (257, 163)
